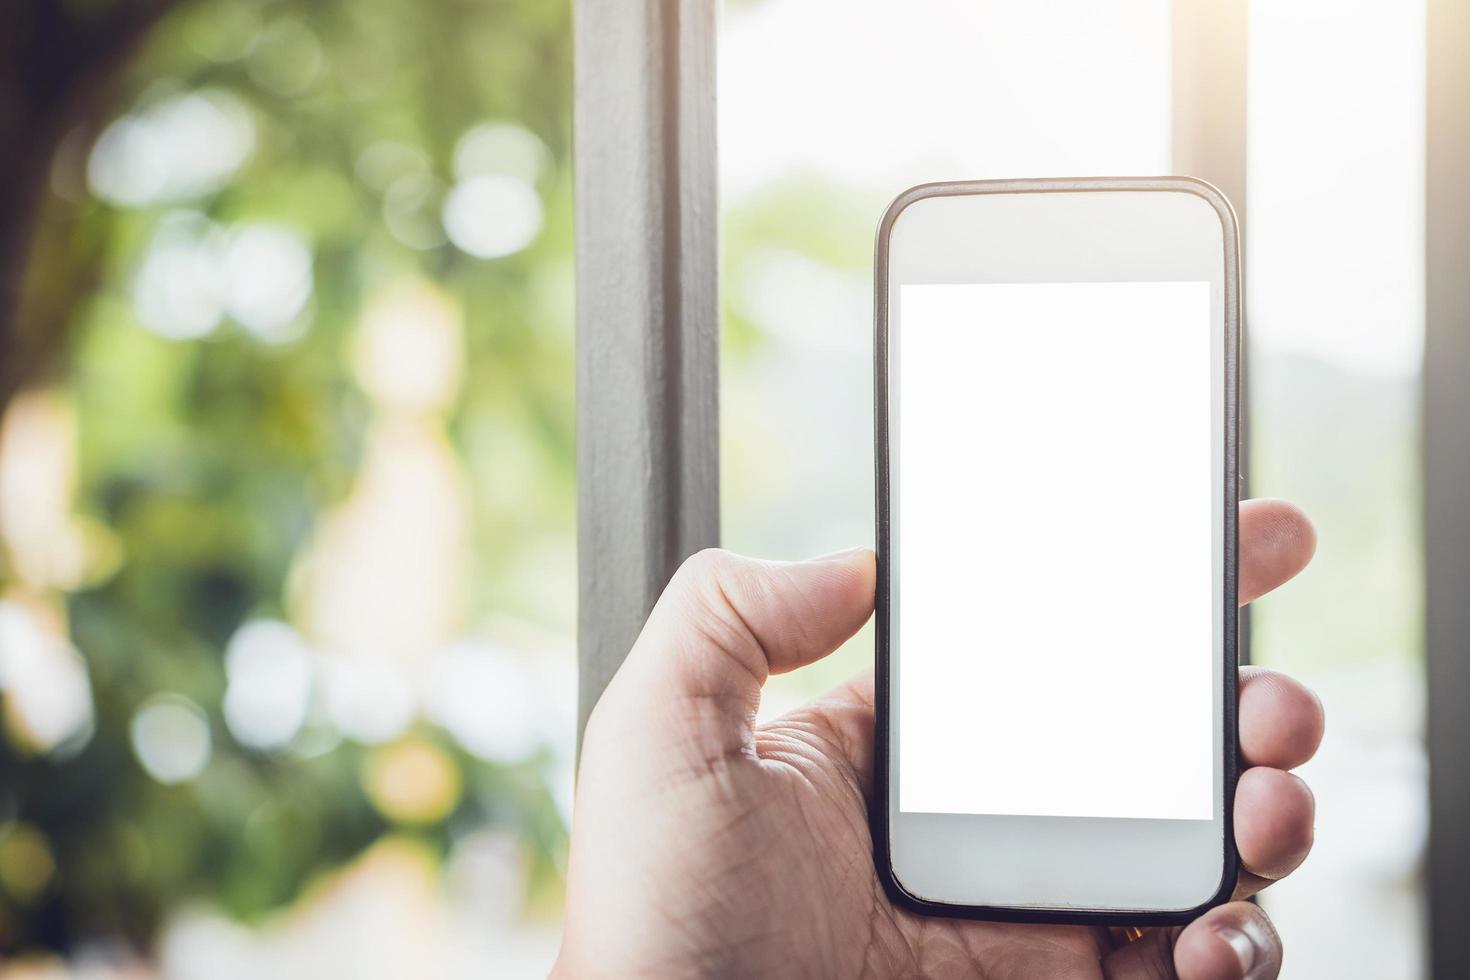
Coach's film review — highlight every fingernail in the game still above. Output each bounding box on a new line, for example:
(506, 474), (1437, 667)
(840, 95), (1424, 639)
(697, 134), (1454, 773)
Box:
(807, 546), (870, 563)
(1215, 925), (1262, 979)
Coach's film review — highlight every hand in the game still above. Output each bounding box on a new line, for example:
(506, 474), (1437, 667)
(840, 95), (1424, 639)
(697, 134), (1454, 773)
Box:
(556, 499), (1320, 979)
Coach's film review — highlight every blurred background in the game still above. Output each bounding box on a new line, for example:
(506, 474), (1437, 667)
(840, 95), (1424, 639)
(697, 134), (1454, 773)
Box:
(0, 0), (1430, 977)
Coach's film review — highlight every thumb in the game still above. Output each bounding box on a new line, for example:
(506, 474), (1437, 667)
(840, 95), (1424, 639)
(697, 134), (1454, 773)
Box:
(594, 547), (875, 754)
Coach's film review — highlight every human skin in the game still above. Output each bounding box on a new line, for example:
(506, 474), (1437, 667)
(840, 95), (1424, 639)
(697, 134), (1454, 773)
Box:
(555, 498), (1321, 980)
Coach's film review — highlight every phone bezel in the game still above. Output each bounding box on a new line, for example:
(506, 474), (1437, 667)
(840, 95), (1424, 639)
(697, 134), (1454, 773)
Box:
(872, 176), (1241, 925)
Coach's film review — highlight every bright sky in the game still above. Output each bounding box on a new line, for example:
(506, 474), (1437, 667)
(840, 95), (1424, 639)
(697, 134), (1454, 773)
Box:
(720, 0), (1171, 195)
(1248, 0), (1425, 378)
(721, 0), (1425, 378)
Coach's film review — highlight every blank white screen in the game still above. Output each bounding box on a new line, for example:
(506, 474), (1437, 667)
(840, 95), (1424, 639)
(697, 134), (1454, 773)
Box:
(896, 281), (1214, 820)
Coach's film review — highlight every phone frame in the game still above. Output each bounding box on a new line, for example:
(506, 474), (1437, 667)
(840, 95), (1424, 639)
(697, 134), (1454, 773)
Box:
(872, 176), (1241, 925)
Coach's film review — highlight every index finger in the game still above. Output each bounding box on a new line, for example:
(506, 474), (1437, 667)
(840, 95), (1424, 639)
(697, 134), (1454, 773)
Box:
(1239, 499), (1316, 606)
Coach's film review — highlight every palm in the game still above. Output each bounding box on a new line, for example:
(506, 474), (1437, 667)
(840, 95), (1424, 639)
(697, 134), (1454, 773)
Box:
(752, 690), (1136, 979)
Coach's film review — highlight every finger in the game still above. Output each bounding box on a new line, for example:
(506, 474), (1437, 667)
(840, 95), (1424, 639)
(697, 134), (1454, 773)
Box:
(1234, 766), (1315, 887)
(646, 546), (876, 680)
(1174, 901), (1283, 980)
(768, 669), (878, 797)
(1239, 499), (1316, 606)
(604, 548), (876, 739)
(1239, 667), (1324, 770)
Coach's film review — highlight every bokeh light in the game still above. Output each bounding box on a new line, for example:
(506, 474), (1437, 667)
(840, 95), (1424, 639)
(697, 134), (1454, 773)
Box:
(183, 0), (262, 63)
(0, 823), (58, 905)
(360, 738), (463, 825)
(0, 389), (115, 594)
(383, 173), (448, 251)
(131, 213), (314, 342)
(356, 141), (431, 193)
(87, 90), (255, 207)
(423, 641), (540, 764)
(222, 620), (314, 751)
(130, 695), (212, 785)
(452, 122), (549, 184)
(221, 223), (314, 343)
(245, 18), (325, 97)
(131, 212), (227, 340)
(352, 282), (463, 414)
(0, 602), (94, 755)
(444, 827), (525, 928)
(319, 655), (416, 746)
(441, 174), (542, 260)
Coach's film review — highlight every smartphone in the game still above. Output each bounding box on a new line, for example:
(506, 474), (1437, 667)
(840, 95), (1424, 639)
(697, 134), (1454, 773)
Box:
(873, 177), (1240, 923)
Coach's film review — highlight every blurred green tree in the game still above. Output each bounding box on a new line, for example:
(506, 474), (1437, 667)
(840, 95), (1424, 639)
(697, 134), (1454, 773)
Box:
(0, 0), (575, 957)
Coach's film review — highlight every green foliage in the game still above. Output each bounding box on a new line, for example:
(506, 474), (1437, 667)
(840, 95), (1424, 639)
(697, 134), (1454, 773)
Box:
(1, 0), (574, 954)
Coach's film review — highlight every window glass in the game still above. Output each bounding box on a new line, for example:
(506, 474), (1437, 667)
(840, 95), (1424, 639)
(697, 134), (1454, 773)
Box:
(1248, 1), (1426, 976)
